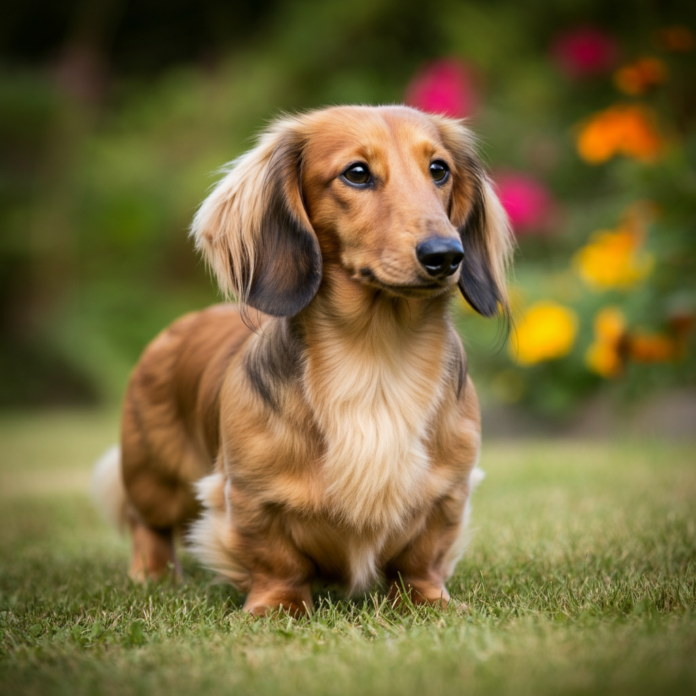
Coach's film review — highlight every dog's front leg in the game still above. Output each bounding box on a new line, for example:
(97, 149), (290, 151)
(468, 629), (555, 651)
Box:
(244, 576), (314, 618)
(384, 487), (470, 609)
(240, 522), (316, 617)
(192, 472), (316, 616)
(227, 497), (315, 616)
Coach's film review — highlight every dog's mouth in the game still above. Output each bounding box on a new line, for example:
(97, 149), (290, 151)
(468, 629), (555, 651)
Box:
(356, 267), (454, 297)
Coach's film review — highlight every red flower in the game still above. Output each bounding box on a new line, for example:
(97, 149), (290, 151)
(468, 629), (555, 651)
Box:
(495, 173), (553, 234)
(551, 27), (619, 78)
(405, 59), (478, 119)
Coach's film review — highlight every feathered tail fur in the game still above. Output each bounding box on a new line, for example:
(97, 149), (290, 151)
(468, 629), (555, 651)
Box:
(91, 445), (129, 531)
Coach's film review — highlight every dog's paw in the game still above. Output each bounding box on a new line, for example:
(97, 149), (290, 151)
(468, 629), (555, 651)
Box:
(243, 586), (314, 618)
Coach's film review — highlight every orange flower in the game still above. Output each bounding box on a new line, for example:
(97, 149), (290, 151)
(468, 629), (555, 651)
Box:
(510, 301), (578, 366)
(577, 105), (662, 163)
(585, 307), (626, 378)
(586, 307), (678, 378)
(629, 333), (675, 362)
(614, 57), (668, 95)
(656, 26), (695, 52)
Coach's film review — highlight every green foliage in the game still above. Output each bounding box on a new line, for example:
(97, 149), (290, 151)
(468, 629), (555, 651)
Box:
(458, 21), (696, 416)
(0, 0), (694, 411)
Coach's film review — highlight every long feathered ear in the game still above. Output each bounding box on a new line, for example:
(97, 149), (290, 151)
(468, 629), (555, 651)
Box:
(435, 117), (514, 318)
(190, 116), (322, 317)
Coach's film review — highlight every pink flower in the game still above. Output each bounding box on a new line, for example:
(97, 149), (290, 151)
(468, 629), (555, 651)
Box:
(551, 27), (619, 78)
(405, 59), (478, 118)
(495, 173), (553, 234)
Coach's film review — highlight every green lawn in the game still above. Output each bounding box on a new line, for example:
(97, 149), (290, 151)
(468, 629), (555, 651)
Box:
(1, 410), (695, 696)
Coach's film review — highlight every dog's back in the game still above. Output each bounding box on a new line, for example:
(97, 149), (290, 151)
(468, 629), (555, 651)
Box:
(94, 305), (256, 578)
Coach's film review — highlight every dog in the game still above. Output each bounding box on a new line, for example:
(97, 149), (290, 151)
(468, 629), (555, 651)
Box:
(93, 105), (512, 616)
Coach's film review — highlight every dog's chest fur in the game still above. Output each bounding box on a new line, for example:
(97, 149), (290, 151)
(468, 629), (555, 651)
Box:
(203, 299), (461, 593)
(302, 305), (450, 534)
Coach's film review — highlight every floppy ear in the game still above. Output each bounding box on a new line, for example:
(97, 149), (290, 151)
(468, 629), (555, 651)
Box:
(435, 117), (513, 318)
(190, 116), (322, 317)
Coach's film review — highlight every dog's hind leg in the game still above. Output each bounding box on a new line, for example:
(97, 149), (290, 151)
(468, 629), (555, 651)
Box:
(118, 318), (215, 582)
(92, 444), (184, 582)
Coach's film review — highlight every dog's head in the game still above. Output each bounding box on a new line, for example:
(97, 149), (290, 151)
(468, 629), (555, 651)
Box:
(192, 105), (512, 318)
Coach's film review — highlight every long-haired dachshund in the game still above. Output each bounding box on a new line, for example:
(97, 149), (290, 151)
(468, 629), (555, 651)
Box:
(93, 105), (512, 616)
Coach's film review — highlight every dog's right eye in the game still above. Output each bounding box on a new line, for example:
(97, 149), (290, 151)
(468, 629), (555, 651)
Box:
(341, 163), (373, 187)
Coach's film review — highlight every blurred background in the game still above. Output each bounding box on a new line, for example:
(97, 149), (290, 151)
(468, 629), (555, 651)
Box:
(1, 0), (695, 436)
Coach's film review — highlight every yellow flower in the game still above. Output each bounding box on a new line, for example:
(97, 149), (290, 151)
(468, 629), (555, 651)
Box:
(614, 57), (669, 95)
(510, 301), (578, 366)
(585, 307), (626, 378)
(573, 224), (653, 290)
(595, 306), (626, 343)
(576, 105), (662, 164)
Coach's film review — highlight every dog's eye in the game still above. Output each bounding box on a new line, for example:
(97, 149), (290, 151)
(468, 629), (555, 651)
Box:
(429, 160), (450, 184)
(342, 163), (372, 187)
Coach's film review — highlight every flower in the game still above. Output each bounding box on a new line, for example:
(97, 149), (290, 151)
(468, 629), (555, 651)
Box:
(586, 307), (626, 378)
(551, 27), (619, 78)
(573, 230), (653, 290)
(576, 104), (662, 164)
(573, 207), (654, 290)
(614, 57), (669, 95)
(586, 307), (679, 378)
(405, 59), (478, 118)
(495, 173), (553, 234)
(510, 301), (578, 366)
(629, 334), (675, 362)
(656, 26), (695, 52)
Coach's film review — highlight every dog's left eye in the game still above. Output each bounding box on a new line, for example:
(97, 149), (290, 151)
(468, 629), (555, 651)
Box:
(341, 163), (373, 187)
(429, 160), (450, 184)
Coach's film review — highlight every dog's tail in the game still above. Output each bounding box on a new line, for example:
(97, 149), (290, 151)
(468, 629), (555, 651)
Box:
(92, 445), (129, 531)
(469, 466), (486, 491)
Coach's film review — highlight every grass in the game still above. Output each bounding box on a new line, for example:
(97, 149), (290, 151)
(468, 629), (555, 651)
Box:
(1, 410), (695, 696)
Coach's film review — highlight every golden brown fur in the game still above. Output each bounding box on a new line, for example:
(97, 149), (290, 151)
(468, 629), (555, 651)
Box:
(98, 105), (512, 615)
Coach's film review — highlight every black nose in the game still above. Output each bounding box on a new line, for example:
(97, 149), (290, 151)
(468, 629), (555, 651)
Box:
(416, 237), (464, 278)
